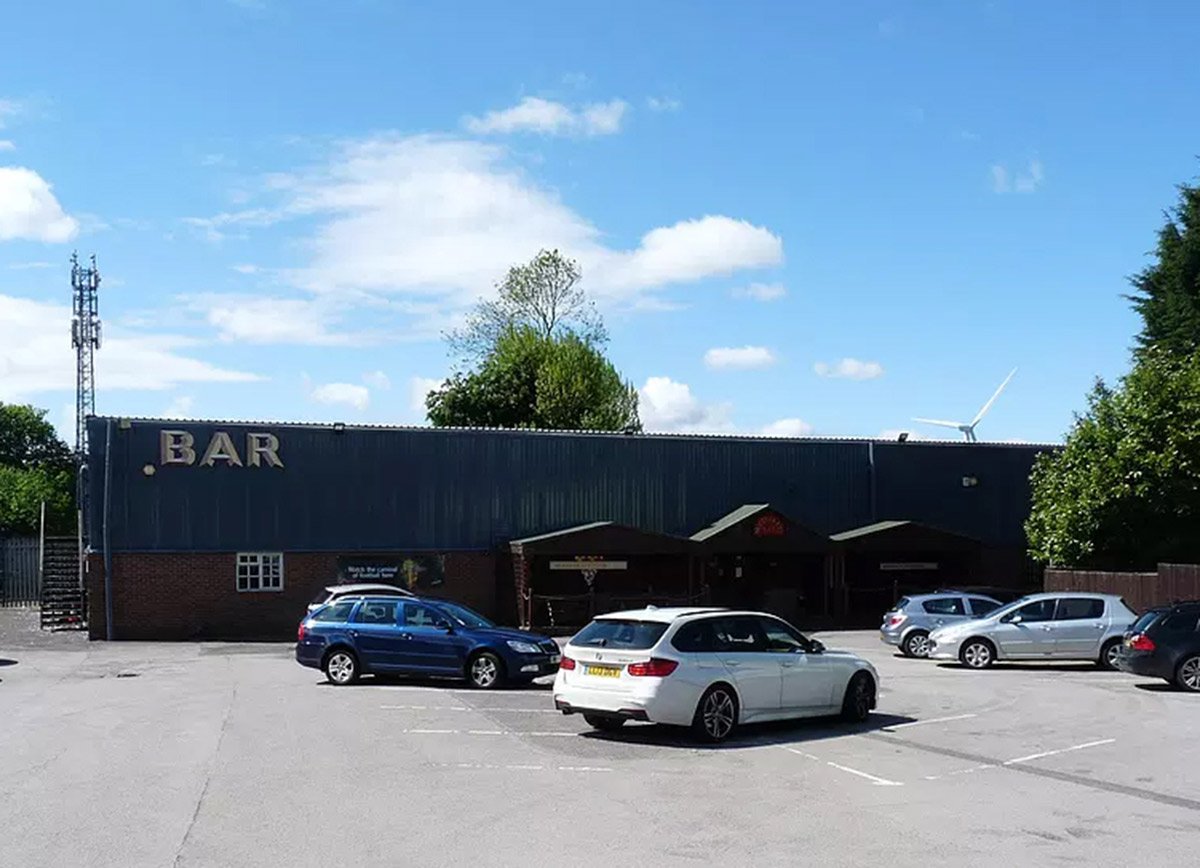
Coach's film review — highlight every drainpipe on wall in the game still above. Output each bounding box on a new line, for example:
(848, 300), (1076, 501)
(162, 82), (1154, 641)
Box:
(867, 441), (877, 522)
(103, 418), (114, 641)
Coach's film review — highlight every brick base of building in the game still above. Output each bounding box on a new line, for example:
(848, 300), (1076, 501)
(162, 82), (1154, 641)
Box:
(86, 551), (500, 641)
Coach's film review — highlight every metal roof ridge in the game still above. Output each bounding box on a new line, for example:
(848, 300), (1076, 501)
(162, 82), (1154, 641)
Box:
(90, 416), (1061, 447)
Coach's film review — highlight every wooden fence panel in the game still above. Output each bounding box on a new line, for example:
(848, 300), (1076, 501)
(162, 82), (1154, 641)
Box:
(1045, 565), (1200, 612)
(1044, 569), (1158, 612)
(1159, 564), (1200, 606)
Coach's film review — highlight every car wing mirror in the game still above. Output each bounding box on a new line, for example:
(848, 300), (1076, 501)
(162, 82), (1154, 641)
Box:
(1006, 615), (1022, 625)
(808, 640), (825, 654)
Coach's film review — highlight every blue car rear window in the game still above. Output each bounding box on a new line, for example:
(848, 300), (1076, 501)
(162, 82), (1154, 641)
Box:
(573, 619), (668, 650)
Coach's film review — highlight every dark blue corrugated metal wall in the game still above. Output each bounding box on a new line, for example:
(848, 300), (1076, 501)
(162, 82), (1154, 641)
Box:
(87, 419), (1047, 553)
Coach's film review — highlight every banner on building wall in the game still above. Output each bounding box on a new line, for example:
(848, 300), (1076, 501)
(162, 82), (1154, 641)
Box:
(337, 555), (445, 590)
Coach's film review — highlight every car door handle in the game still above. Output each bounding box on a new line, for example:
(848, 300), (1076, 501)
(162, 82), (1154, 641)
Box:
(349, 630), (358, 637)
(781, 661), (797, 668)
(1041, 626), (1053, 631)
(399, 632), (412, 640)
(726, 661), (741, 667)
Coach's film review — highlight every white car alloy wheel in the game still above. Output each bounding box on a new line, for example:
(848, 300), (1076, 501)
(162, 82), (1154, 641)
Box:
(325, 651), (357, 685)
(696, 687), (737, 742)
(961, 640), (993, 669)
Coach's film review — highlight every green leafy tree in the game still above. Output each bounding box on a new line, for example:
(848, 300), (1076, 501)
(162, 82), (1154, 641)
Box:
(448, 249), (606, 362)
(1026, 349), (1200, 568)
(0, 403), (72, 471)
(427, 327), (641, 432)
(1127, 181), (1200, 359)
(0, 403), (75, 535)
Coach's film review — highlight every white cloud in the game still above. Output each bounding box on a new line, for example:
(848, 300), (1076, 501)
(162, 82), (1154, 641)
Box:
(646, 96), (682, 113)
(220, 135), (782, 321)
(0, 294), (260, 399)
(7, 260), (55, 270)
(163, 395), (195, 418)
(363, 370), (391, 390)
(464, 97), (629, 137)
(0, 140), (14, 152)
(704, 345), (777, 370)
(1015, 159), (1044, 193)
(0, 167), (79, 242)
(199, 295), (357, 345)
(309, 381), (369, 411)
(761, 418), (813, 438)
(409, 376), (443, 420)
(990, 165), (1008, 193)
(230, 263), (260, 274)
(992, 159), (1043, 194)
(814, 358), (885, 380)
(594, 215), (782, 293)
(0, 99), (22, 128)
(638, 376), (733, 433)
(732, 282), (786, 302)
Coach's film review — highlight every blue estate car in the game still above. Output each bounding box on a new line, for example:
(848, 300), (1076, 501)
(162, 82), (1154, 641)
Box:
(296, 595), (561, 688)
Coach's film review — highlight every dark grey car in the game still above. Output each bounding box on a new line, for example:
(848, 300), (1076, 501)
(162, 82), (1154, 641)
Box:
(880, 593), (1003, 658)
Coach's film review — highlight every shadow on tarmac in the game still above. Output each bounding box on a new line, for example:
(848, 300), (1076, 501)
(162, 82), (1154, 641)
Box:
(315, 673), (553, 691)
(934, 662), (1109, 673)
(577, 712), (917, 750)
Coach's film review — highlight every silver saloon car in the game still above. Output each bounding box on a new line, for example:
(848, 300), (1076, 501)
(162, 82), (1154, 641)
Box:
(927, 592), (1137, 670)
(880, 593), (1003, 658)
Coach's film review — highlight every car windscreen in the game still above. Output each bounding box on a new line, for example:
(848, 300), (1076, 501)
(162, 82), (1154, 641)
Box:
(437, 601), (494, 629)
(981, 596), (1031, 621)
(573, 619), (669, 650)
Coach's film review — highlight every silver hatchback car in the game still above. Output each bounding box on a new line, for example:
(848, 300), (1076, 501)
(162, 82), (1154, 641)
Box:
(881, 593), (1003, 658)
(928, 592), (1137, 669)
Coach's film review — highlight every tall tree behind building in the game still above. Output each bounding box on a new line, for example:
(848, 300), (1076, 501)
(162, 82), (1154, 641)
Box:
(428, 249), (639, 431)
(1127, 181), (1200, 359)
(0, 403), (74, 535)
(447, 249), (607, 363)
(1027, 175), (1200, 568)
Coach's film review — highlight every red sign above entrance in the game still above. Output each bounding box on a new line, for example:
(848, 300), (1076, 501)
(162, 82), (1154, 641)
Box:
(752, 514), (785, 537)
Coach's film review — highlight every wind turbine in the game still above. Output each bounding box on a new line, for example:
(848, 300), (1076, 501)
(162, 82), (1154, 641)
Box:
(914, 368), (1017, 443)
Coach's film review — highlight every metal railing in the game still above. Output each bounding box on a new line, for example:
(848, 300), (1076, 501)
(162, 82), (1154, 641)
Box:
(1, 536), (41, 606)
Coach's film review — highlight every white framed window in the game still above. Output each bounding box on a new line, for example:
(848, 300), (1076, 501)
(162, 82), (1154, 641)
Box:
(236, 552), (284, 592)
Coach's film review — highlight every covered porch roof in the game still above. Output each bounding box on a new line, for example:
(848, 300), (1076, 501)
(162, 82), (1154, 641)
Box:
(829, 520), (980, 552)
(690, 504), (830, 554)
(509, 521), (696, 556)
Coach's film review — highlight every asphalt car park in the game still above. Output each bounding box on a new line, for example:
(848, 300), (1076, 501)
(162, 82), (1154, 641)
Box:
(3, 618), (1199, 867)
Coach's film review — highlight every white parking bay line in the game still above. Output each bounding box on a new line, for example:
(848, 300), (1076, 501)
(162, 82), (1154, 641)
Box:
(442, 763), (612, 773)
(401, 729), (577, 738)
(824, 761), (904, 787)
(881, 713), (977, 731)
(783, 747), (903, 787)
(380, 705), (558, 714)
(1003, 739), (1116, 766)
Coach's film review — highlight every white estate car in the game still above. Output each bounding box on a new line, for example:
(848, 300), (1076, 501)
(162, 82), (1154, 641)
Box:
(553, 607), (879, 742)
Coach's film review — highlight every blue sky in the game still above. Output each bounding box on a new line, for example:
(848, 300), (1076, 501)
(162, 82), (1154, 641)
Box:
(2, 1), (1198, 444)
